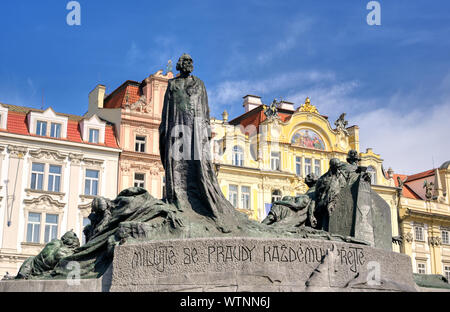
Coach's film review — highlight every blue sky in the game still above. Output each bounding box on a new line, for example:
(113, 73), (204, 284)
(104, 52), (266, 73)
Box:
(0, 0), (449, 174)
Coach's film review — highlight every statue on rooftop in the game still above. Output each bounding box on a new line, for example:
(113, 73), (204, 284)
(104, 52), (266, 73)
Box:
(424, 180), (434, 200)
(263, 99), (280, 119)
(335, 113), (349, 135)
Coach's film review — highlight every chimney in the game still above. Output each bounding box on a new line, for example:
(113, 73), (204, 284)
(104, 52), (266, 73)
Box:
(89, 85), (106, 110)
(279, 100), (294, 111)
(243, 95), (263, 113)
(141, 77), (152, 105)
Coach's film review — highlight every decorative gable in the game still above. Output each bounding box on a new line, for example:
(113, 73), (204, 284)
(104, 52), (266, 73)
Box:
(27, 107), (68, 138)
(79, 114), (106, 144)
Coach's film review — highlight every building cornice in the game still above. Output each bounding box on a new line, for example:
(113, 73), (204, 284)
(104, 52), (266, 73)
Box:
(401, 208), (450, 223)
(0, 132), (121, 153)
(120, 151), (161, 162)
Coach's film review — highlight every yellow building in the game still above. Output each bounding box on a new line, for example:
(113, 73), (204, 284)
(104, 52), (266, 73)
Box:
(211, 96), (400, 252)
(395, 163), (450, 278)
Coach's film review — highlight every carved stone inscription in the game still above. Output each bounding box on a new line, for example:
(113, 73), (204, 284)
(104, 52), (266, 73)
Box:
(112, 238), (417, 291)
(131, 245), (176, 272)
(128, 240), (367, 274)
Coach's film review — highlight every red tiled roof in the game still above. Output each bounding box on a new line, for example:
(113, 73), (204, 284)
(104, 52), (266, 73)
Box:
(229, 105), (330, 135)
(393, 174), (408, 187)
(103, 81), (141, 109)
(393, 172), (432, 200)
(405, 169), (435, 182)
(1, 105), (119, 149)
(403, 184), (422, 200)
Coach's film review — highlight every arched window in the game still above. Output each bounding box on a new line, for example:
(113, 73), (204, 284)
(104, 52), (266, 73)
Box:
(271, 189), (282, 203)
(367, 166), (377, 185)
(232, 145), (244, 166)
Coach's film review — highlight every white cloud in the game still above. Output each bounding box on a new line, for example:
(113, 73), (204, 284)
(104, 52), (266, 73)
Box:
(285, 80), (361, 115)
(208, 70), (335, 108)
(286, 78), (450, 174)
(354, 102), (450, 175)
(210, 67), (450, 175)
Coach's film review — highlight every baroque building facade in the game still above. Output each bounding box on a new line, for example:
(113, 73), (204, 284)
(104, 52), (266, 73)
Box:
(86, 69), (173, 198)
(210, 96), (400, 251)
(394, 163), (450, 278)
(0, 104), (120, 277)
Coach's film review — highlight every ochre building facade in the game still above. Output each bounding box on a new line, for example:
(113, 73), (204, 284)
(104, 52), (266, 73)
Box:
(395, 163), (450, 278)
(210, 96), (400, 252)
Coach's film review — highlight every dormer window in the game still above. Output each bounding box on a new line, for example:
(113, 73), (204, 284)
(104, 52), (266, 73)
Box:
(28, 108), (68, 139)
(79, 114), (106, 144)
(50, 123), (62, 138)
(36, 121), (47, 136)
(89, 128), (100, 143)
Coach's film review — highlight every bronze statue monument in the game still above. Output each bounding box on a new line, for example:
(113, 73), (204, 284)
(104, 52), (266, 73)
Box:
(13, 54), (394, 280)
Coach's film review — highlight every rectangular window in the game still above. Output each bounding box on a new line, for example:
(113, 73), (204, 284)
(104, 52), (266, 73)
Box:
(134, 173), (145, 188)
(85, 169), (99, 196)
(295, 157), (302, 176)
(135, 136), (146, 153)
(442, 230), (449, 245)
(304, 158), (312, 175)
(50, 123), (61, 138)
(241, 186), (251, 210)
(229, 184), (238, 208)
(26, 212), (41, 243)
(415, 226), (424, 241)
(271, 152), (280, 171)
(89, 128), (99, 143)
(417, 263), (426, 274)
(82, 217), (90, 245)
(44, 214), (58, 243)
(30, 163), (45, 190)
(314, 159), (321, 176)
(36, 121), (47, 136)
(48, 165), (62, 192)
(444, 266), (450, 282)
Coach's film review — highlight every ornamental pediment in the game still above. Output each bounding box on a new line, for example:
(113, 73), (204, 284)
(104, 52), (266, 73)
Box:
(82, 158), (104, 167)
(29, 148), (67, 162)
(126, 95), (152, 114)
(24, 195), (65, 213)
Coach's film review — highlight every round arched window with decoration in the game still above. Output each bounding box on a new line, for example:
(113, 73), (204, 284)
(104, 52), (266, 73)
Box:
(291, 129), (326, 150)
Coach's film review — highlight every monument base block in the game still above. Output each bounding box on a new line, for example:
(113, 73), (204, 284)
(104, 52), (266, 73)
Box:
(110, 237), (418, 292)
(0, 237), (419, 292)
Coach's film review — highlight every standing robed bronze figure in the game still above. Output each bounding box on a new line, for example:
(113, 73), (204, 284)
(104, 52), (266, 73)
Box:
(159, 53), (239, 233)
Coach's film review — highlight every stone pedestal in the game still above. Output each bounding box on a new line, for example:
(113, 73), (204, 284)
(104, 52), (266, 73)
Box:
(110, 237), (418, 292)
(0, 237), (419, 292)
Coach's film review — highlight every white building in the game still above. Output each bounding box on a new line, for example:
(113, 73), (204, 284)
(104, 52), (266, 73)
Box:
(0, 104), (121, 277)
